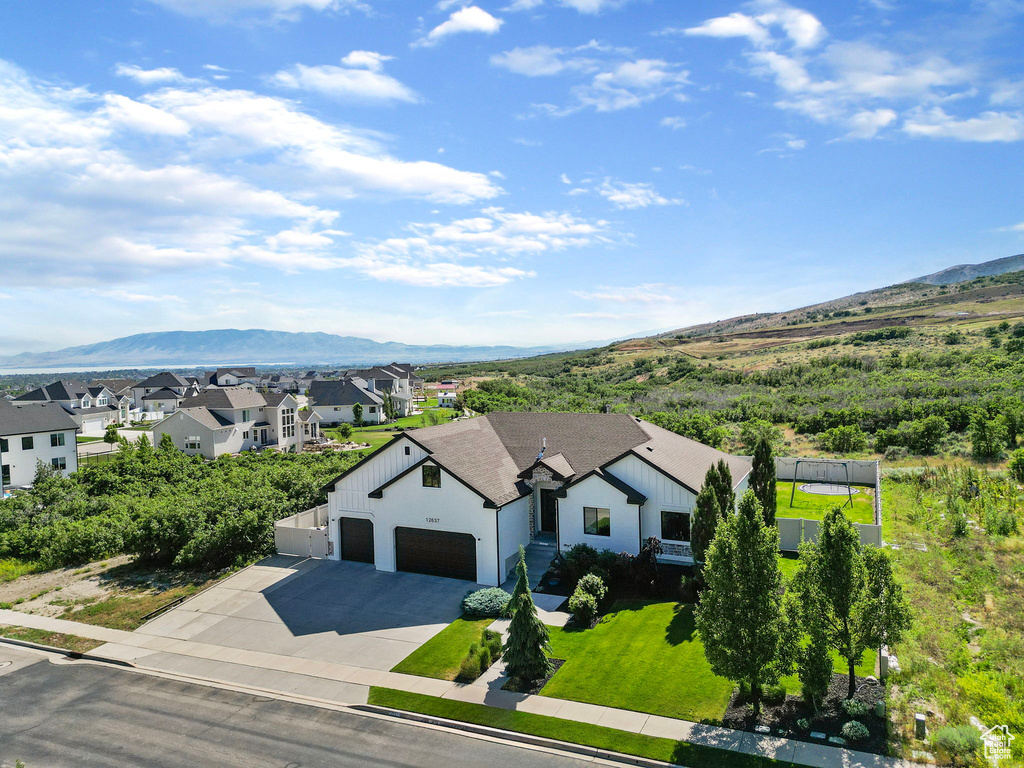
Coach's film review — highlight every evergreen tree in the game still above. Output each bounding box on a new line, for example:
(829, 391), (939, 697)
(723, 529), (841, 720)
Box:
(710, 459), (735, 515)
(690, 475), (721, 569)
(352, 402), (363, 427)
(750, 436), (777, 527)
(695, 490), (791, 714)
(502, 546), (552, 685)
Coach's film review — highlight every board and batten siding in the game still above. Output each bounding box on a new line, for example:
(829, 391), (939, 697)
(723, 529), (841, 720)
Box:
(328, 437), (428, 515)
(558, 473), (640, 556)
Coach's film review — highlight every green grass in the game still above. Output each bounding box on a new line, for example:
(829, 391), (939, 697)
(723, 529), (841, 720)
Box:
(76, 435), (104, 443)
(61, 579), (216, 631)
(542, 601), (734, 723)
(367, 688), (798, 768)
(0, 558), (44, 583)
(323, 428), (396, 453)
(355, 408), (457, 432)
(775, 484), (876, 524)
(391, 614), (493, 680)
(777, 554), (800, 582)
(0, 626), (102, 654)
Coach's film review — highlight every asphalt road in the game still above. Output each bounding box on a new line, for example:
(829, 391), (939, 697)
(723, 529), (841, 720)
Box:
(0, 647), (592, 768)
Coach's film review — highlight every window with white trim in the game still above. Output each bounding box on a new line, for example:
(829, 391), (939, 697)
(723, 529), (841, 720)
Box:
(185, 436), (201, 450)
(51, 457), (67, 470)
(51, 432), (65, 447)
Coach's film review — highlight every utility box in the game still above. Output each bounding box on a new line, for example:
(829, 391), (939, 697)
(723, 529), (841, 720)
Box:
(915, 713), (927, 739)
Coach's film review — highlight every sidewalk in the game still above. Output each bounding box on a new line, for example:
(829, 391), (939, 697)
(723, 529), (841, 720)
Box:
(0, 607), (907, 768)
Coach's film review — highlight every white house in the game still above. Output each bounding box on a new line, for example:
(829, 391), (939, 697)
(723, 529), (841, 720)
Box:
(308, 378), (387, 426)
(152, 388), (306, 459)
(132, 372), (199, 415)
(321, 412), (751, 585)
(15, 380), (129, 434)
(437, 392), (457, 408)
(0, 402), (79, 490)
(203, 367), (259, 388)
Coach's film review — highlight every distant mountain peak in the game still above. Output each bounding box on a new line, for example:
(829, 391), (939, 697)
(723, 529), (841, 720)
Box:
(908, 254), (1024, 286)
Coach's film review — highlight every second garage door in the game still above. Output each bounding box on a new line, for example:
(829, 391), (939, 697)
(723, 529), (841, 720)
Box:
(395, 527), (477, 582)
(340, 517), (374, 564)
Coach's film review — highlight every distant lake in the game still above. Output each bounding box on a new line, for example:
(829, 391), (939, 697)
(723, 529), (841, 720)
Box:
(0, 362), (301, 375)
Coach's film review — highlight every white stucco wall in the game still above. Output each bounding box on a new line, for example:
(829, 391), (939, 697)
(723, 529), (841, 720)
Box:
(557, 473), (641, 555)
(1, 429), (78, 488)
(498, 495), (531, 582)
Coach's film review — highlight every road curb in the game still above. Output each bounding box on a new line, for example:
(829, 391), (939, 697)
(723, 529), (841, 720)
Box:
(352, 704), (686, 768)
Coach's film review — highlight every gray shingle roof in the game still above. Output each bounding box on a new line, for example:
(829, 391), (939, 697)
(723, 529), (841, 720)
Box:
(180, 387), (267, 410)
(309, 379), (383, 406)
(135, 372), (190, 389)
(175, 407), (234, 431)
(0, 403), (79, 437)
(345, 412), (751, 508)
(142, 387), (184, 401)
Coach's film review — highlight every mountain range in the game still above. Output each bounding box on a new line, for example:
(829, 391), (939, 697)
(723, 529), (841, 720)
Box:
(0, 329), (600, 370)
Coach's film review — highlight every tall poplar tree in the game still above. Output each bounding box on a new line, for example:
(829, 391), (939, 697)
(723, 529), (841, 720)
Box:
(749, 436), (777, 527)
(695, 490), (792, 714)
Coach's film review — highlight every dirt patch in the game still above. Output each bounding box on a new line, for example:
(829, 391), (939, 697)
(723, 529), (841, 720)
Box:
(722, 673), (888, 755)
(0, 555), (132, 605)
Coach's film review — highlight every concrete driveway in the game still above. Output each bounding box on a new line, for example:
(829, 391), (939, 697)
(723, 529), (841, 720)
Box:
(136, 556), (471, 672)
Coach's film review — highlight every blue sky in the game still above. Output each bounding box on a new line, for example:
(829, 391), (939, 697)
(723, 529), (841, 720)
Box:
(1, 0), (1022, 355)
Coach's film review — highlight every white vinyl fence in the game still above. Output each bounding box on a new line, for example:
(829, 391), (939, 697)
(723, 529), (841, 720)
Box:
(274, 504), (330, 558)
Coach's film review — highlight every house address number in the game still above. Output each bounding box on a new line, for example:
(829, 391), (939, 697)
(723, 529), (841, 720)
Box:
(425, 517), (441, 523)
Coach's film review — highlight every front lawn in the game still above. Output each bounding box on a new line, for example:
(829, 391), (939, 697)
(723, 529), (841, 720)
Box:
(367, 687), (799, 768)
(391, 614), (493, 680)
(775, 484), (876, 524)
(76, 435), (104, 443)
(0, 626), (102, 654)
(355, 408), (457, 432)
(542, 601), (734, 723)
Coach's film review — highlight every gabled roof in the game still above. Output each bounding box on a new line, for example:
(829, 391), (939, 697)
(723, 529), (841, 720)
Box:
(324, 412), (751, 509)
(91, 378), (137, 394)
(180, 387), (267, 410)
(175, 407), (234, 431)
(73, 405), (119, 416)
(309, 378), (384, 406)
(0, 403), (79, 437)
(17, 379), (90, 403)
(553, 468), (646, 505)
(262, 392), (293, 407)
(143, 387), (185, 401)
(518, 452), (575, 481)
(135, 372), (190, 389)
(215, 367), (257, 378)
(298, 409), (320, 422)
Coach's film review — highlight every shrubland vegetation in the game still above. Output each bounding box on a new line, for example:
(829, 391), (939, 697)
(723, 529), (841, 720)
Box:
(0, 435), (361, 572)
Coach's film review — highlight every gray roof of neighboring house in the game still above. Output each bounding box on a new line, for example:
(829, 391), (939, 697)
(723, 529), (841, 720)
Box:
(17, 379), (90, 403)
(180, 387), (267, 410)
(73, 406), (119, 416)
(298, 410), (320, 422)
(309, 378), (384, 407)
(175, 407), (234, 431)
(216, 367), (257, 378)
(143, 387), (185, 401)
(135, 372), (191, 389)
(0, 403), (79, 437)
(262, 393), (292, 407)
(91, 378), (136, 394)
(329, 412), (752, 508)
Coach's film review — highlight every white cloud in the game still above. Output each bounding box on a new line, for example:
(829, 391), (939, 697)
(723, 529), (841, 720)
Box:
(679, 2), (824, 50)
(504, 0), (631, 12)
(267, 56), (419, 103)
(491, 45), (583, 77)
(417, 6), (503, 47)
(844, 108), (897, 138)
(996, 222), (1024, 233)
(902, 108), (1024, 142)
(92, 288), (182, 303)
(102, 94), (191, 136)
(346, 207), (612, 286)
(660, 116), (687, 129)
(114, 63), (202, 86)
(682, 13), (772, 47)
(146, 87), (502, 203)
(144, 0), (360, 22)
(597, 178), (683, 209)
(574, 284), (674, 303)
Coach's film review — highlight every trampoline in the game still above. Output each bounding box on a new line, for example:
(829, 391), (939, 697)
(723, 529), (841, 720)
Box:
(798, 483), (858, 496)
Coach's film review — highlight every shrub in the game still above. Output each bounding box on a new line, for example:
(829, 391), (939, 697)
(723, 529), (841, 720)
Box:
(930, 726), (982, 766)
(763, 683), (787, 706)
(568, 586), (598, 627)
(456, 654), (481, 682)
(461, 587), (511, 617)
(478, 645), (492, 671)
(951, 511), (970, 539)
(1008, 448), (1024, 484)
(576, 573), (607, 602)
(818, 424), (868, 453)
(796, 718), (810, 731)
(841, 720), (870, 742)
(562, 543), (599, 584)
(842, 699), (871, 718)
(482, 628), (502, 659)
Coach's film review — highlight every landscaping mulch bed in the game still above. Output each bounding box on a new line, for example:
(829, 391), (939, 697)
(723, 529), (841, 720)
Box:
(722, 673), (888, 755)
(502, 658), (565, 695)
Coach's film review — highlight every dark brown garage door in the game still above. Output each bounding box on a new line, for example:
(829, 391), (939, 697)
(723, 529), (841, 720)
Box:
(340, 517), (374, 564)
(395, 527), (477, 582)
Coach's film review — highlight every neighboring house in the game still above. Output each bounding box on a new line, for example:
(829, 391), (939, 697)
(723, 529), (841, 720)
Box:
(299, 409), (322, 441)
(322, 412), (751, 585)
(437, 391), (458, 408)
(308, 378), (386, 425)
(203, 367), (259, 388)
(152, 388), (304, 459)
(15, 380), (129, 433)
(260, 374), (300, 393)
(132, 372), (198, 414)
(0, 402), (79, 490)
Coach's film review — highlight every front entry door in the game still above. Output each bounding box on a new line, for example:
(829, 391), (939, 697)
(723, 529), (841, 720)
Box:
(539, 489), (557, 533)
